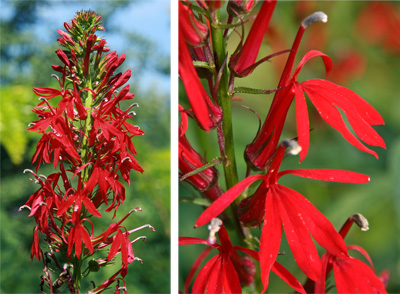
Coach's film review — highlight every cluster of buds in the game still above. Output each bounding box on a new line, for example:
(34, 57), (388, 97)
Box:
(179, 1), (388, 293)
(20, 10), (154, 293)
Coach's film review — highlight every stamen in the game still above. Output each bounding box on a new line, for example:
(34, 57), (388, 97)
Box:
(281, 139), (302, 155)
(302, 11), (328, 28)
(350, 213), (369, 231)
(121, 157), (131, 163)
(134, 257), (143, 264)
(208, 218), (222, 245)
(19, 205), (31, 211)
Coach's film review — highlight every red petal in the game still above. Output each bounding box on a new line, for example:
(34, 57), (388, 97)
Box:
(304, 86), (379, 158)
(333, 261), (358, 294)
(206, 256), (224, 294)
(192, 255), (219, 293)
(82, 196), (102, 217)
(108, 230), (123, 261)
(271, 262), (306, 294)
(184, 247), (213, 294)
(303, 79), (384, 125)
(292, 50), (333, 79)
(259, 189), (282, 293)
(223, 258), (242, 293)
(195, 174), (265, 228)
(277, 185), (322, 281)
(279, 185), (348, 257)
(279, 168), (370, 183)
(294, 81), (310, 162)
(179, 237), (213, 247)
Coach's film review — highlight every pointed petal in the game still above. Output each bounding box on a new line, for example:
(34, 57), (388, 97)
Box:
(179, 237), (213, 247)
(277, 185), (321, 281)
(304, 86), (379, 158)
(259, 188), (282, 293)
(333, 261), (358, 294)
(294, 81), (310, 162)
(82, 196), (102, 217)
(192, 255), (219, 293)
(224, 258), (242, 293)
(292, 50), (333, 80)
(206, 256), (224, 294)
(108, 230), (123, 261)
(195, 174), (265, 228)
(279, 168), (370, 183)
(271, 261), (306, 294)
(278, 185), (348, 256)
(184, 247), (213, 294)
(303, 79), (384, 125)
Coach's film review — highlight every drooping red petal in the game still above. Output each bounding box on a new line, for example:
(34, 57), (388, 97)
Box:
(271, 262), (306, 294)
(195, 174), (265, 228)
(303, 79), (385, 149)
(303, 79), (384, 125)
(192, 255), (219, 293)
(279, 168), (370, 183)
(206, 256), (224, 294)
(304, 85), (380, 158)
(259, 189), (282, 293)
(292, 50), (333, 80)
(108, 229), (123, 261)
(294, 81), (310, 162)
(347, 245), (375, 270)
(184, 247), (213, 294)
(223, 258), (242, 293)
(276, 185), (322, 281)
(278, 185), (348, 257)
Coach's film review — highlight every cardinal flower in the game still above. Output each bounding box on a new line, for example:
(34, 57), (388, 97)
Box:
(180, 223), (305, 294)
(195, 140), (371, 291)
(314, 214), (388, 294)
(229, 0), (277, 77)
(179, 30), (222, 131)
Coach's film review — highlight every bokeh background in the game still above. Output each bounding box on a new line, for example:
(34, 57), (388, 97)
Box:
(0, 1), (170, 293)
(179, 1), (400, 293)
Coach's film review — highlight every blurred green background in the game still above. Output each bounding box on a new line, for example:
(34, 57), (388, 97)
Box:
(1, 1), (170, 293)
(179, 1), (400, 293)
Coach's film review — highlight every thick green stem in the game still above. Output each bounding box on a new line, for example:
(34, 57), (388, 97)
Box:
(210, 11), (246, 242)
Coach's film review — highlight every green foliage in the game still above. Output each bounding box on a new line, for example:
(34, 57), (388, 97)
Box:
(0, 86), (37, 164)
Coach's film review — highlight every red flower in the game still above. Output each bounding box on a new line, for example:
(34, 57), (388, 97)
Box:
(180, 225), (305, 294)
(179, 0), (208, 46)
(65, 206), (94, 258)
(107, 229), (135, 277)
(246, 50), (385, 168)
(314, 214), (387, 294)
(179, 106), (219, 191)
(196, 141), (370, 291)
(229, 0), (277, 77)
(179, 31), (222, 131)
(316, 250), (387, 294)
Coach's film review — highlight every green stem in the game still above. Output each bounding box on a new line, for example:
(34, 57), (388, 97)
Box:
(210, 10), (247, 242)
(80, 79), (94, 183)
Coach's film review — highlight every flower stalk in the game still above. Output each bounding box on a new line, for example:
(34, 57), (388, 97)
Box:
(21, 10), (152, 293)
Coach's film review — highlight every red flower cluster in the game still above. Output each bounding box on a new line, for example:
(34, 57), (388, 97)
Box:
(179, 2), (388, 293)
(21, 10), (153, 293)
